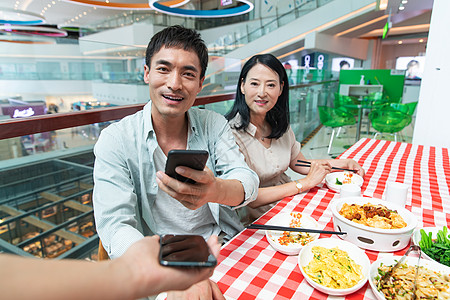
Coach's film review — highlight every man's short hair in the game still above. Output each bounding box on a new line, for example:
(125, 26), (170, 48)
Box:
(145, 25), (208, 78)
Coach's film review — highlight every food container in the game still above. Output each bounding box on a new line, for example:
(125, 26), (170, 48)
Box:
(412, 227), (450, 267)
(369, 255), (450, 300)
(265, 213), (319, 255)
(298, 238), (370, 296)
(325, 172), (364, 193)
(330, 197), (417, 252)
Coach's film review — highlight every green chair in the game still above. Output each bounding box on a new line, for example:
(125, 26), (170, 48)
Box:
(318, 106), (356, 154)
(334, 93), (360, 116)
(387, 103), (410, 114)
(405, 102), (418, 116)
(369, 106), (412, 142)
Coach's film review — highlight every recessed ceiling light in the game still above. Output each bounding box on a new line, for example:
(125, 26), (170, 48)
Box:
(419, 39), (424, 43)
(399, 5), (405, 10)
(402, 0), (408, 3)
(398, 41), (403, 44)
(83, 12), (87, 15)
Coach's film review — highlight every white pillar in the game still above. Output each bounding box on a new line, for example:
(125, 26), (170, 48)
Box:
(412, 0), (450, 148)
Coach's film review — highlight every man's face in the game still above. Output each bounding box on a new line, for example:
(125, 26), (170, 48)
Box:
(144, 46), (204, 120)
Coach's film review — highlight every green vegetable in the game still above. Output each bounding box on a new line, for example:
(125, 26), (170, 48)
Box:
(335, 178), (343, 185)
(420, 226), (450, 267)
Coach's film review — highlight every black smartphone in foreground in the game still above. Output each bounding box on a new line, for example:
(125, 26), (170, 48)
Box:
(165, 149), (209, 184)
(159, 234), (217, 268)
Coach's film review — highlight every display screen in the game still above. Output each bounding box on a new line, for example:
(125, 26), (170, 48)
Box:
(396, 56), (426, 80)
(159, 234), (217, 267)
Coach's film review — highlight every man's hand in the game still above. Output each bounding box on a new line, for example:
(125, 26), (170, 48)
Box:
(167, 279), (225, 300)
(156, 166), (243, 209)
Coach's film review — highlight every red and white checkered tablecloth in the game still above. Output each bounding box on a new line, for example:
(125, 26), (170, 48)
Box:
(212, 138), (450, 299)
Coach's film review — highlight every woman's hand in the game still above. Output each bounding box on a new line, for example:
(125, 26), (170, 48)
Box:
(303, 160), (332, 188)
(333, 159), (365, 177)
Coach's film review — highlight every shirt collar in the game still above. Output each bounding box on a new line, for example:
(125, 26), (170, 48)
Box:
(229, 113), (257, 138)
(143, 101), (197, 140)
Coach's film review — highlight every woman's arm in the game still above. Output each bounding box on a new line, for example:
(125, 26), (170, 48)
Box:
(249, 152), (332, 208)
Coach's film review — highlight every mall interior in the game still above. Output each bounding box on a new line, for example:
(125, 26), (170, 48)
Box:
(0, 0), (448, 268)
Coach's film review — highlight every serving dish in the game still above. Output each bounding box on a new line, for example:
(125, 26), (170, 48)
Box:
(265, 212), (319, 255)
(412, 226), (450, 267)
(298, 238), (370, 296)
(369, 255), (450, 300)
(330, 197), (417, 251)
(325, 172), (364, 193)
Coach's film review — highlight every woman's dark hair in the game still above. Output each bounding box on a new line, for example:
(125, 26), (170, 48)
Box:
(225, 54), (290, 139)
(145, 25), (208, 78)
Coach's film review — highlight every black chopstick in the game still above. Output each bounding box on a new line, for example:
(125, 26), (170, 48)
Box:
(246, 224), (346, 235)
(296, 160), (357, 173)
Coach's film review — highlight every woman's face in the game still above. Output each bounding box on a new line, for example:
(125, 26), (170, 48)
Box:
(241, 63), (283, 117)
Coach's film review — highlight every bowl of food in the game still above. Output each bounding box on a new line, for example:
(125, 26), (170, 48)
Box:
(330, 197), (417, 251)
(369, 255), (450, 300)
(412, 226), (450, 267)
(298, 238), (370, 296)
(325, 171), (364, 193)
(265, 212), (320, 255)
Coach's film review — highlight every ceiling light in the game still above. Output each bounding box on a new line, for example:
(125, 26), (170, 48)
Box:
(52, 1), (56, 4)
(402, 0), (408, 3)
(398, 41), (403, 44)
(47, 4), (51, 7)
(399, 4), (405, 11)
(83, 11), (87, 15)
(419, 39), (424, 43)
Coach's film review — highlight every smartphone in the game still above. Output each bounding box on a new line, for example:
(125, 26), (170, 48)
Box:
(165, 149), (209, 184)
(159, 234), (217, 268)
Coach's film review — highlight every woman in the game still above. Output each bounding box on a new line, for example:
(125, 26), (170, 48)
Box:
(225, 54), (364, 224)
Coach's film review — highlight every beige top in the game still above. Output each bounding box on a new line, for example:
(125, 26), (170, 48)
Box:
(229, 114), (301, 224)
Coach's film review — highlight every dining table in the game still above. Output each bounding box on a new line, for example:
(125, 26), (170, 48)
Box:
(211, 138), (450, 299)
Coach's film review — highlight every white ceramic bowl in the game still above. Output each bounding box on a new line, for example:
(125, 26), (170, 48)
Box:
(298, 238), (370, 296)
(412, 226), (450, 267)
(330, 197), (417, 252)
(369, 255), (450, 300)
(265, 213), (320, 255)
(325, 172), (364, 193)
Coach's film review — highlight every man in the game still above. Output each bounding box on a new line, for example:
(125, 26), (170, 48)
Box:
(93, 25), (259, 298)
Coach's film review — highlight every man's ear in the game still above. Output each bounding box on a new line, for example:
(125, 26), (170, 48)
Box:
(197, 76), (205, 94)
(144, 65), (150, 84)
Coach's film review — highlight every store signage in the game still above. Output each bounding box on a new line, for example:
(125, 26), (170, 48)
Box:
(12, 107), (35, 118)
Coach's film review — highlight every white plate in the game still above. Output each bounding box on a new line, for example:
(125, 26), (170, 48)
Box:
(325, 172), (364, 193)
(369, 255), (450, 300)
(412, 226), (450, 266)
(265, 213), (319, 255)
(298, 238), (370, 296)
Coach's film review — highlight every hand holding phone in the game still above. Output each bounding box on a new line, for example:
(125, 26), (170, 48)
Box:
(165, 150), (209, 184)
(159, 234), (217, 268)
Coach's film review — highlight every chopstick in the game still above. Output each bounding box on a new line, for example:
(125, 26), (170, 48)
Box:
(246, 224), (346, 235)
(296, 160), (357, 173)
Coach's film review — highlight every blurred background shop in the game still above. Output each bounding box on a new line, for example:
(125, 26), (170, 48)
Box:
(0, 0), (447, 259)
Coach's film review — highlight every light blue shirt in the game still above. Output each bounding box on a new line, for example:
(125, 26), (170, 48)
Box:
(93, 101), (259, 258)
